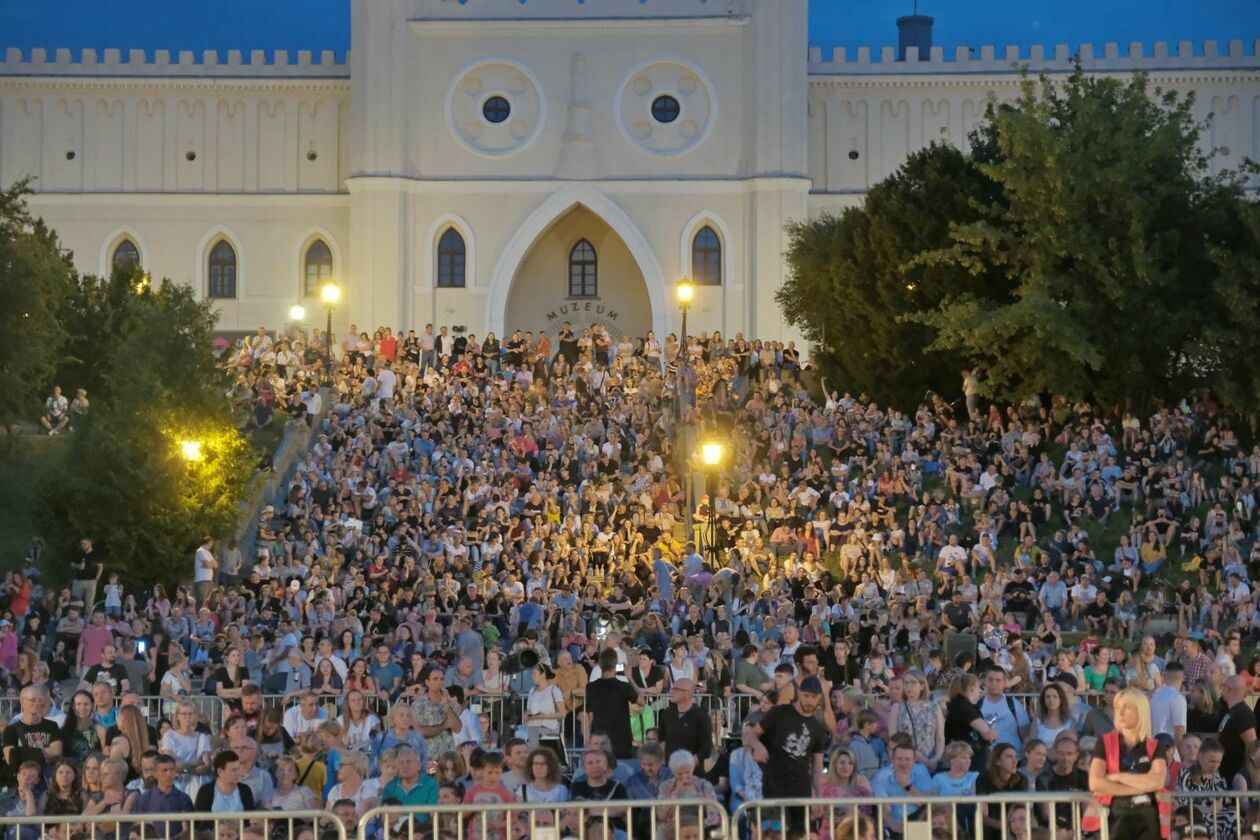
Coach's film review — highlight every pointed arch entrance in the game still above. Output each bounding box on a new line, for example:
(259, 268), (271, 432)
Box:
(487, 186), (667, 340)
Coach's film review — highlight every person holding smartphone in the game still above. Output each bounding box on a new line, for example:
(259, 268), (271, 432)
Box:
(583, 649), (641, 760)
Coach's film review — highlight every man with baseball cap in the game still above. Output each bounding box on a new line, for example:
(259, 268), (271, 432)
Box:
(742, 675), (829, 834)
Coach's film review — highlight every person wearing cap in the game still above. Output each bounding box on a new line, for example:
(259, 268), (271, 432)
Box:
(742, 674), (829, 833)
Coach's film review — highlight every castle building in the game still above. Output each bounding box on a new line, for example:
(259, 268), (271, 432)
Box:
(1, 1), (1256, 342)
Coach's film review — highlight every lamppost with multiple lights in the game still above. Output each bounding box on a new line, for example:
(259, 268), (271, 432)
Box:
(697, 438), (726, 567)
(319, 282), (341, 384)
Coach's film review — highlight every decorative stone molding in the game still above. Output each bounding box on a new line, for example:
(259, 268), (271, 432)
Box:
(615, 57), (717, 159)
(0, 47), (348, 78)
(444, 58), (547, 158)
(807, 39), (1260, 76)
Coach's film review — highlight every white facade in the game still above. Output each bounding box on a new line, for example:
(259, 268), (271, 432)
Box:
(0, 1), (1256, 341)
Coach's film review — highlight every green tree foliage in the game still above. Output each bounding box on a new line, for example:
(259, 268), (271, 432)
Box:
(914, 69), (1241, 408)
(35, 278), (256, 589)
(783, 66), (1259, 412)
(0, 179), (75, 442)
(778, 143), (1005, 407)
(1199, 198), (1260, 413)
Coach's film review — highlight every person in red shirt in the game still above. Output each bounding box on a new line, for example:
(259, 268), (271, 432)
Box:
(379, 328), (397, 363)
(463, 750), (514, 836)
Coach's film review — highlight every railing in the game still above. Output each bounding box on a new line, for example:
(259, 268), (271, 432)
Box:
(734, 793), (1097, 840)
(0, 809), (345, 840)
(359, 799), (730, 840)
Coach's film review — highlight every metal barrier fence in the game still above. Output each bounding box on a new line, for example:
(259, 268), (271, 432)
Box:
(734, 793), (1098, 840)
(359, 799), (730, 840)
(0, 809), (345, 840)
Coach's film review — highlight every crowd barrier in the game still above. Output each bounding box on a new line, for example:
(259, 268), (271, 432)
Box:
(0, 809), (346, 840)
(9, 793), (1260, 840)
(359, 799), (730, 840)
(734, 793), (1097, 840)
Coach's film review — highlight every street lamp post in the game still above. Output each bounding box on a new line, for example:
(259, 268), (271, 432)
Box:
(675, 281), (694, 415)
(697, 438), (726, 568)
(319, 282), (342, 384)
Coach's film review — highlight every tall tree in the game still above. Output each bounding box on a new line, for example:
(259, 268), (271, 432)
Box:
(36, 279), (256, 588)
(778, 143), (1004, 407)
(0, 179), (75, 443)
(914, 69), (1236, 409)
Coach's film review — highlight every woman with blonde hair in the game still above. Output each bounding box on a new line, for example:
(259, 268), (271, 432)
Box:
(324, 750), (379, 815)
(892, 670), (945, 769)
(269, 754), (318, 810)
(113, 705), (152, 780)
(159, 700), (211, 774)
(1087, 688), (1169, 840)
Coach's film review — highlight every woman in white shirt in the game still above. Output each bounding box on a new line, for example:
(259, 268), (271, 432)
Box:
(158, 701), (212, 776)
(525, 664), (565, 756)
(323, 752), (378, 815)
(339, 689), (381, 752)
(269, 755), (318, 811)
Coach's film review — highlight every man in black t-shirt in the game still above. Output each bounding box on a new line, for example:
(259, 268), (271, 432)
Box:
(743, 675), (829, 833)
(1218, 675), (1257, 780)
(71, 537), (103, 609)
(584, 648), (640, 759)
(80, 643), (130, 694)
(569, 748), (628, 831)
(1038, 735), (1088, 792)
(2, 685), (62, 785)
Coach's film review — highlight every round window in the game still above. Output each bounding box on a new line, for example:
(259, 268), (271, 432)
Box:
(482, 95), (511, 124)
(651, 94), (681, 124)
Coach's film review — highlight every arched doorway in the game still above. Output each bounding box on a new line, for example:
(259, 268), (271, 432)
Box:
(504, 205), (652, 340)
(487, 185), (667, 341)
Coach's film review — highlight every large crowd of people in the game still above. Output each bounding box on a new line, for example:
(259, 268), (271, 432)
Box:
(5, 319), (1260, 840)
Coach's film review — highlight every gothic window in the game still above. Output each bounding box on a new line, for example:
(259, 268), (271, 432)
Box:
(568, 239), (597, 298)
(112, 239), (140, 270)
(207, 239), (237, 299)
(437, 228), (466, 288)
(692, 225), (722, 285)
(303, 239), (333, 297)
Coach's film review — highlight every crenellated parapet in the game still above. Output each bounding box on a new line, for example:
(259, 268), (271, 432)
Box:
(808, 39), (1260, 76)
(0, 47), (349, 78)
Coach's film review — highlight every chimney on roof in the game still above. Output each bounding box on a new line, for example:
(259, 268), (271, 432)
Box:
(897, 13), (934, 61)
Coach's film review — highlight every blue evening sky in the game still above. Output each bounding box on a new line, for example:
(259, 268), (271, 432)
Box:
(0, 0), (1256, 62)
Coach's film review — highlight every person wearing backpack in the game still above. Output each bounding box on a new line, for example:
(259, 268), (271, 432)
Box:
(1086, 688), (1171, 840)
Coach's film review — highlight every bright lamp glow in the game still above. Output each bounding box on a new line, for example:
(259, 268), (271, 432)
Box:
(179, 440), (203, 462)
(676, 281), (695, 304)
(288, 304), (306, 322)
(320, 282), (342, 305)
(700, 441), (724, 467)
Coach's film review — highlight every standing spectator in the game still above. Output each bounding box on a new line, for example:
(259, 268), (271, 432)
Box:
(71, 537), (103, 611)
(1216, 674), (1257, 781)
(75, 609), (114, 679)
(1086, 689), (1168, 840)
(978, 666), (1030, 758)
(657, 678), (713, 763)
(1150, 661), (1187, 751)
(584, 648), (641, 760)
(192, 537), (217, 608)
(742, 675), (829, 835)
